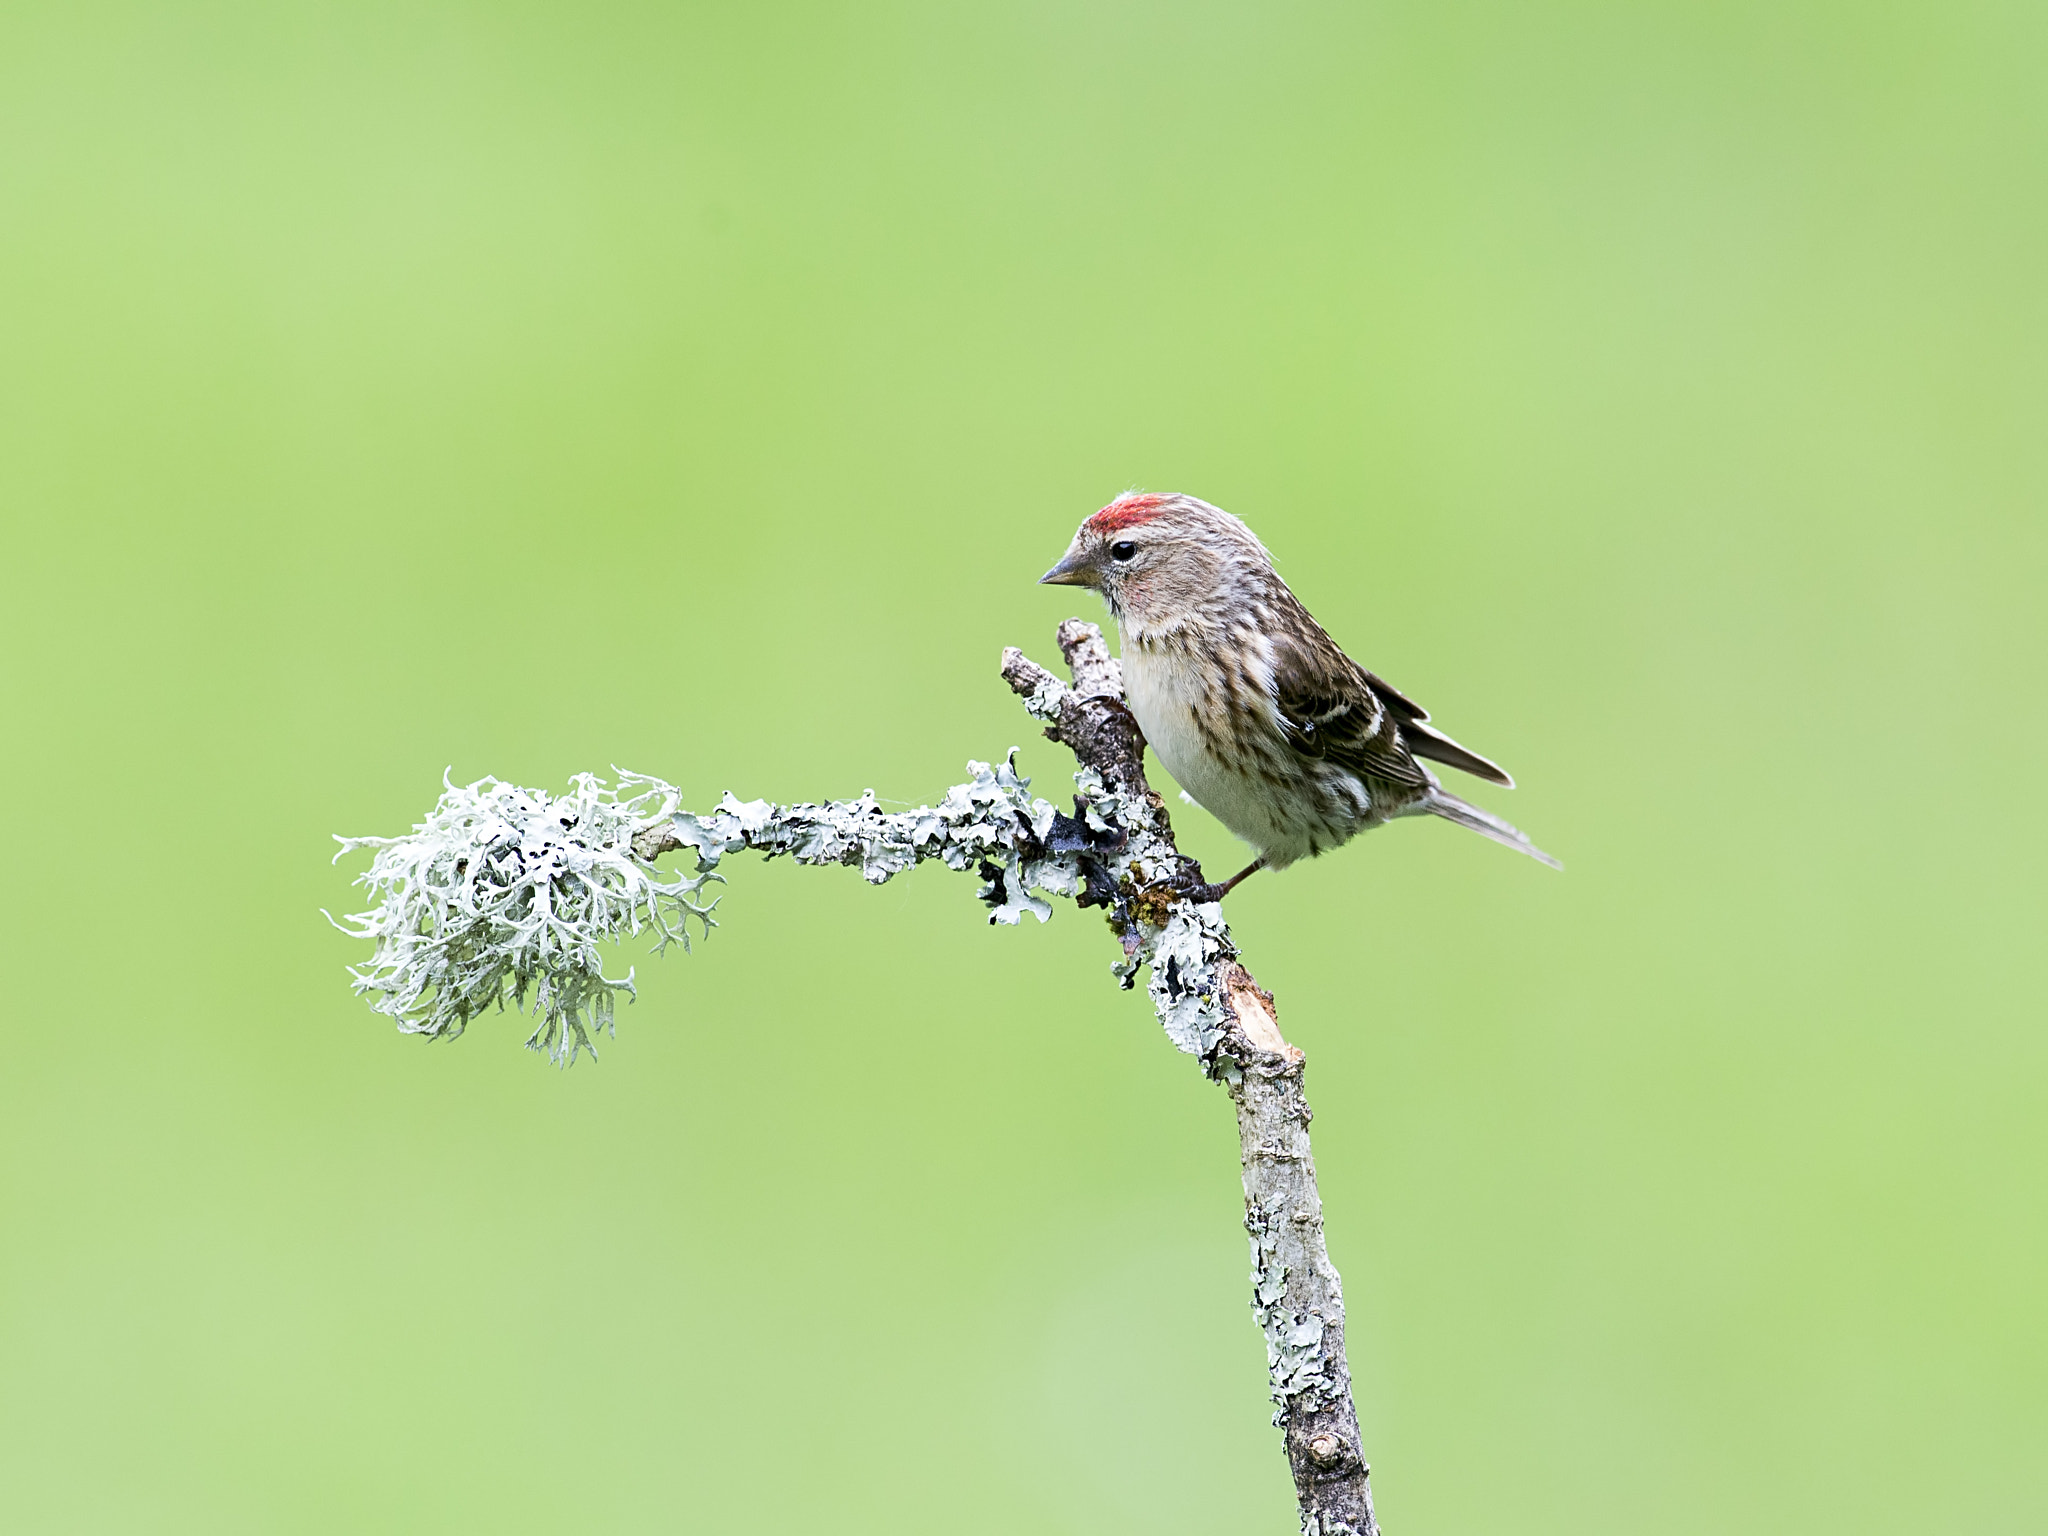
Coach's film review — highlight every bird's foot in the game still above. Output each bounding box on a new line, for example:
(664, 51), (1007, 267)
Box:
(1151, 856), (1263, 905)
(1158, 865), (1231, 904)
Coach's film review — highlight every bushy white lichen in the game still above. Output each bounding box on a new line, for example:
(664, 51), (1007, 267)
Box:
(327, 772), (718, 1064)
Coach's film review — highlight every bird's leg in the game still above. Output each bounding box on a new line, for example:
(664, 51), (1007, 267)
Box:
(1212, 858), (1265, 898)
(1160, 856), (1266, 904)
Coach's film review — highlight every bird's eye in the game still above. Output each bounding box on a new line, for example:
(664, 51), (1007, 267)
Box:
(1110, 541), (1138, 562)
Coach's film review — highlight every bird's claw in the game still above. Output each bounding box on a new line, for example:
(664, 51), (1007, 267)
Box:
(1153, 861), (1230, 905)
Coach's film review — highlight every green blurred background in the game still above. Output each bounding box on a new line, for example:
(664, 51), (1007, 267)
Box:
(3, 1), (2043, 1530)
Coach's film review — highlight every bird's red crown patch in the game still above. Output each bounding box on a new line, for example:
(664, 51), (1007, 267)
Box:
(1086, 493), (1173, 534)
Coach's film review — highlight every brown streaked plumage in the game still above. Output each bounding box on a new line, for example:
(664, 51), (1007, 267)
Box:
(1040, 491), (1559, 897)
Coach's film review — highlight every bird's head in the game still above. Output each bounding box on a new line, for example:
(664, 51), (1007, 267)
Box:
(1040, 492), (1272, 627)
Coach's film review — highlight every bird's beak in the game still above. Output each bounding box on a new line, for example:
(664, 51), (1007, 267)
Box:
(1039, 544), (1096, 587)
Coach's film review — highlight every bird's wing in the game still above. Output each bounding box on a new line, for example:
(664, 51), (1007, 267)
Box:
(1401, 717), (1515, 787)
(1359, 669), (1428, 721)
(1272, 642), (1431, 789)
(1358, 668), (1516, 788)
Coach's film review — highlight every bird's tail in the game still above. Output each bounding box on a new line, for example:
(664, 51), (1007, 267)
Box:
(1416, 789), (1562, 869)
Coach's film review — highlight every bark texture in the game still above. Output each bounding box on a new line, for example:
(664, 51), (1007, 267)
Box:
(1217, 973), (1378, 1536)
(1006, 623), (1379, 1536)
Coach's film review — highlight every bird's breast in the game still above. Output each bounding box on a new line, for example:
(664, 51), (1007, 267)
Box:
(1120, 632), (1298, 855)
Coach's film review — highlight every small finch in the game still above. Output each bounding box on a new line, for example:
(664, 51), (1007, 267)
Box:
(1041, 491), (1560, 898)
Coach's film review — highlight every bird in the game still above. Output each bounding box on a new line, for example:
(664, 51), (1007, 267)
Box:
(1040, 491), (1559, 899)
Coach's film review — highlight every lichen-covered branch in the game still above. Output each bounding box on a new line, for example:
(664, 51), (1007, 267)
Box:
(329, 756), (1079, 1063)
(1217, 973), (1379, 1536)
(1007, 623), (1381, 1536)
(329, 620), (1378, 1534)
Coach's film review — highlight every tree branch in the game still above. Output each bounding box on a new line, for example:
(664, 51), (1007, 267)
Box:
(1005, 624), (1380, 1536)
(329, 620), (1378, 1535)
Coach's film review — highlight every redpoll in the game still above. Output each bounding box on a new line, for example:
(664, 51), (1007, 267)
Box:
(1041, 492), (1559, 898)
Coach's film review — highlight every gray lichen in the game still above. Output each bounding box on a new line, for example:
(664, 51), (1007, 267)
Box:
(652, 753), (1081, 923)
(327, 772), (718, 1064)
